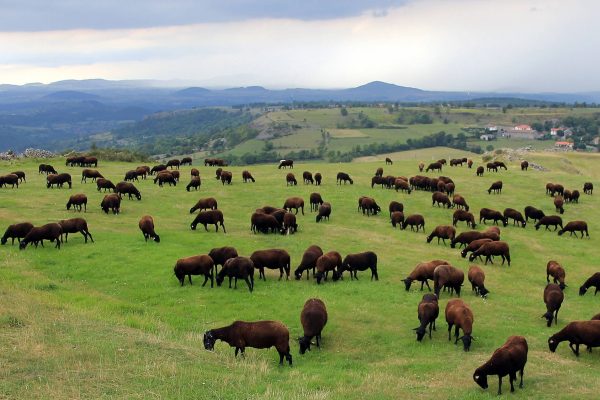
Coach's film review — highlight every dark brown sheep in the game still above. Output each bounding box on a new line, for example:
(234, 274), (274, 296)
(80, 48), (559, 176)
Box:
(282, 212), (298, 234)
(286, 173), (297, 186)
(278, 159), (294, 169)
(174, 254), (214, 287)
(468, 265), (489, 297)
(394, 178), (412, 193)
(208, 246), (238, 275)
(315, 251), (342, 284)
(294, 245), (323, 280)
(314, 173), (322, 185)
(302, 171), (314, 184)
(548, 320), (600, 356)
(543, 284), (564, 327)
(242, 170), (255, 183)
(203, 320), (292, 365)
(524, 206), (544, 223)
(487, 181), (503, 194)
(402, 259), (449, 291)
(479, 208), (506, 226)
(434, 264), (464, 298)
(389, 201), (404, 217)
(568, 190), (580, 203)
(190, 168), (200, 177)
(444, 182), (455, 196)
(402, 214), (425, 231)
(453, 209), (476, 229)
(135, 166), (150, 179)
(414, 293), (439, 341)
(83, 156), (98, 167)
(189, 197), (218, 213)
(124, 170), (138, 182)
(450, 158), (463, 167)
(251, 213), (280, 234)
(39, 164), (57, 174)
(451, 230), (498, 249)
(426, 225), (456, 245)
(579, 272), (600, 296)
(558, 220), (589, 238)
(467, 159), (473, 168)
(554, 196), (565, 214)
(547, 261), (566, 290)
(19, 223), (63, 250)
(473, 336), (528, 395)
(47, 173), (72, 189)
(220, 171), (233, 185)
(283, 197), (304, 215)
(535, 215), (563, 231)
(96, 178), (116, 192)
(58, 218), (93, 243)
(339, 251), (378, 281)
(139, 215), (160, 243)
(215, 167), (223, 179)
(494, 161), (507, 170)
(181, 157), (192, 166)
(521, 161), (529, 171)
(66, 193), (87, 212)
(153, 171), (178, 186)
(374, 167), (384, 177)
(310, 192), (323, 211)
(100, 193), (121, 214)
(469, 241), (511, 266)
(583, 182), (593, 195)
(371, 175), (389, 189)
(418, 162), (425, 172)
(445, 298), (474, 351)
(426, 162), (442, 172)
(486, 162), (498, 172)
(9, 171), (25, 183)
(299, 298), (328, 354)
(336, 172), (353, 185)
(359, 197), (381, 216)
(81, 169), (103, 183)
(503, 208), (526, 227)
(150, 164), (167, 175)
(116, 181), (141, 200)
(216, 256), (255, 292)
(390, 211), (405, 228)
(186, 176), (201, 191)
(432, 192), (452, 208)
(190, 210), (226, 233)
(166, 159), (180, 169)
(476, 166), (484, 176)
(461, 238), (492, 259)
(250, 249), (291, 281)
(1, 222), (34, 245)
(316, 202), (331, 223)
(385, 157), (393, 165)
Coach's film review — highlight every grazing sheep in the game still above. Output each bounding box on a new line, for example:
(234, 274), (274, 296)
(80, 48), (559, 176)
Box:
(66, 193), (87, 212)
(542, 284), (564, 327)
(385, 157), (393, 165)
(579, 272), (600, 296)
(190, 210), (226, 233)
(554, 196), (565, 214)
(139, 215), (160, 243)
(336, 172), (353, 185)
(583, 182), (593, 195)
(216, 256), (255, 292)
(9, 171), (25, 184)
(494, 161), (508, 170)
(394, 178), (412, 193)
(479, 208), (506, 226)
(453, 209), (476, 229)
(487, 181), (503, 194)
(153, 171), (177, 187)
(558, 220), (589, 238)
(294, 245), (323, 280)
(135, 166), (150, 179)
(309, 192), (323, 212)
(316, 202), (331, 223)
(469, 241), (511, 266)
(388, 201), (404, 217)
(451, 230), (499, 249)
(403, 260), (449, 291)
(568, 190), (580, 203)
(548, 320), (600, 356)
(166, 159), (180, 169)
(418, 162), (425, 172)
(314, 173), (322, 185)
(203, 320), (292, 365)
(181, 157), (192, 166)
(220, 171), (233, 185)
(521, 161), (529, 171)
(208, 246), (238, 275)
(358, 197), (381, 216)
(100, 193), (121, 214)
(38, 164), (57, 174)
(215, 168), (223, 180)
(524, 206), (544, 223)
(402, 214), (425, 231)
(445, 299), (474, 351)
(47, 173), (72, 189)
(315, 251), (342, 284)
(473, 336), (528, 395)
(535, 215), (563, 231)
(58, 218), (94, 243)
(299, 298), (328, 354)
(115, 181), (141, 200)
(1, 222), (34, 245)
(250, 249), (291, 281)
(282, 212), (298, 234)
(390, 211), (405, 228)
(96, 178), (116, 192)
(283, 197), (305, 215)
(547, 261), (566, 290)
(242, 170), (255, 183)
(414, 293), (439, 341)
(81, 169), (103, 183)
(286, 173), (297, 186)
(303, 171), (314, 184)
(476, 166), (484, 176)
(190, 168), (199, 177)
(426, 162), (442, 172)
(434, 264), (464, 298)
(339, 251), (378, 281)
(432, 191), (452, 208)
(19, 223), (63, 250)
(186, 176), (201, 191)
(461, 238), (492, 260)
(124, 170), (138, 182)
(426, 225), (456, 245)
(251, 212), (281, 234)
(468, 265), (489, 297)
(486, 162), (498, 172)
(190, 197), (218, 213)
(150, 164), (167, 175)
(452, 194), (469, 211)
(503, 208), (526, 227)
(278, 159), (294, 169)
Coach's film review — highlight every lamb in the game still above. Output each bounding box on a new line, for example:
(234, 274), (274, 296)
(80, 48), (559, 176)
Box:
(468, 241), (511, 266)
(316, 202), (331, 223)
(468, 265), (489, 297)
(298, 298), (328, 354)
(445, 299), (474, 351)
(190, 210), (226, 233)
(414, 294), (439, 341)
(174, 254), (214, 287)
(216, 256), (255, 292)
(58, 218), (94, 243)
(473, 336), (528, 395)
(242, 170), (255, 183)
(548, 320), (600, 356)
(426, 225), (456, 245)
(487, 181), (503, 194)
(402, 259), (449, 291)
(503, 208), (526, 227)
(558, 220), (589, 238)
(542, 284), (564, 327)
(579, 272), (600, 296)
(203, 320), (292, 365)
(339, 251), (378, 281)
(294, 245), (323, 280)
(535, 215), (563, 231)
(139, 215), (160, 243)
(19, 223), (63, 250)
(433, 264), (464, 298)
(1, 222), (34, 245)
(546, 261), (566, 290)
(66, 194), (88, 212)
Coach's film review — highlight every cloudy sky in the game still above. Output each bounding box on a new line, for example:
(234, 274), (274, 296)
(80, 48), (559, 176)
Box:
(1, 0), (598, 92)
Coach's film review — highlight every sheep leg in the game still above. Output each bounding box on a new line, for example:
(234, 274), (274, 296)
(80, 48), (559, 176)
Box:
(203, 224), (209, 232)
(202, 275), (209, 287)
(447, 323), (453, 340)
(497, 376), (503, 395)
(228, 276), (232, 288)
(519, 369), (524, 388)
(278, 268), (283, 280)
(234, 278), (238, 289)
(278, 351), (284, 365)
(425, 281), (432, 291)
(245, 277), (253, 292)
(188, 275), (193, 285)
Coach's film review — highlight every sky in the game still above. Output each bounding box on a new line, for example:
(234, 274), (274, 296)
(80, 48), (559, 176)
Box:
(0, 0), (598, 92)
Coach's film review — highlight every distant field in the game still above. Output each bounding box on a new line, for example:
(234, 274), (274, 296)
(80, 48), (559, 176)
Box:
(1, 152), (600, 399)
(328, 129), (368, 138)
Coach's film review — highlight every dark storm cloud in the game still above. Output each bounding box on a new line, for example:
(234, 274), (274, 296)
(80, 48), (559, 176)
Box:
(0, 0), (409, 31)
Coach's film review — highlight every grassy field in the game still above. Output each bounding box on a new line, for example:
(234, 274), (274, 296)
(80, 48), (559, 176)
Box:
(1, 149), (600, 399)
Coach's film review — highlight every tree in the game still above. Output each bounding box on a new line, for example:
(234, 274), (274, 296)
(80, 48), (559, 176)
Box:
(486, 144), (494, 151)
(340, 107), (348, 116)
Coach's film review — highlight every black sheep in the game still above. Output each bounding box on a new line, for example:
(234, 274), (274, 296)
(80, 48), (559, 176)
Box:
(299, 298), (328, 354)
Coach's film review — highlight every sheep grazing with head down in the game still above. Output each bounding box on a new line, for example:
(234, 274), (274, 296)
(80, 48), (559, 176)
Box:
(468, 265), (489, 297)
(1, 222), (34, 245)
(579, 272), (600, 296)
(542, 284), (564, 327)
(216, 256), (254, 292)
(445, 299), (474, 352)
(426, 225), (456, 245)
(558, 220), (589, 238)
(469, 241), (511, 266)
(338, 251), (378, 281)
(139, 215), (160, 243)
(315, 251), (342, 284)
(294, 245), (323, 280)
(174, 254), (214, 287)
(414, 293), (439, 342)
(403, 260), (449, 291)
(434, 264), (464, 298)
(473, 336), (528, 395)
(298, 298), (328, 354)
(548, 320), (600, 356)
(546, 261), (566, 290)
